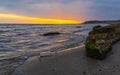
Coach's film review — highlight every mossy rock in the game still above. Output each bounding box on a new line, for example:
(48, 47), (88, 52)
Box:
(93, 25), (102, 30)
(89, 25), (102, 35)
(85, 24), (120, 60)
(43, 32), (60, 36)
(85, 40), (106, 60)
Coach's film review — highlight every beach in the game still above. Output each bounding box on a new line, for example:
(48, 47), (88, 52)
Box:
(0, 24), (108, 75)
(12, 41), (120, 75)
(0, 0), (120, 74)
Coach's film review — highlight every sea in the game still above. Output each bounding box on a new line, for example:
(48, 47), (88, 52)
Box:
(0, 24), (108, 74)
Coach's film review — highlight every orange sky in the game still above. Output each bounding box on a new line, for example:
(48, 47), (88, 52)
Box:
(0, 13), (81, 24)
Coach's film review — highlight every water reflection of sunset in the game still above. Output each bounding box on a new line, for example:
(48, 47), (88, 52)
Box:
(0, 14), (81, 24)
(58, 45), (85, 53)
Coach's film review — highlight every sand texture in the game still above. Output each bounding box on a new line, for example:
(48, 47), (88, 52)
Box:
(12, 42), (120, 75)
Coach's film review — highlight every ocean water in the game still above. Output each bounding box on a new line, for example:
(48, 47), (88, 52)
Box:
(0, 24), (108, 60)
(0, 24), (107, 66)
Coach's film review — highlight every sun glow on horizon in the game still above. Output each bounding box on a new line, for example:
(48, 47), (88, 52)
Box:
(0, 14), (81, 24)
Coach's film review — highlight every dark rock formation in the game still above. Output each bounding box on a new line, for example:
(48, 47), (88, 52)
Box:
(76, 26), (82, 28)
(43, 32), (60, 36)
(85, 24), (120, 60)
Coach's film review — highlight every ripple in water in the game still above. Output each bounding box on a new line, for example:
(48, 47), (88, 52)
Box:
(0, 24), (109, 75)
(0, 24), (108, 61)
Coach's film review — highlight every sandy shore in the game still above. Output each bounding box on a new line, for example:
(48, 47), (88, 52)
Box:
(12, 42), (120, 75)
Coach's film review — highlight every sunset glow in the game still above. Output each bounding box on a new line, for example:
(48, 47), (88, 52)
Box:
(0, 14), (81, 24)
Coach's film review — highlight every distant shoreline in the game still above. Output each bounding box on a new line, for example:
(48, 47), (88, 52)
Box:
(83, 20), (120, 24)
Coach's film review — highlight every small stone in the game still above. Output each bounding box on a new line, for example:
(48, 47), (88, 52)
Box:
(83, 71), (86, 74)
(99, 69), (102, 71)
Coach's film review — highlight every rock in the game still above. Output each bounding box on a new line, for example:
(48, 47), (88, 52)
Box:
(83, 71), (86, 74)
(92, 25), (102, 30)
(43, 32), (60, 36)
(76, 26), (82, 28)
(85, 24), (120, 60)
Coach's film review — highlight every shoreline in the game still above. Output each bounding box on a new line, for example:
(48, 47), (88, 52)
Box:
(12, 41), (120, 75)
(12, 46), (86, 75)
(0, 24), (115, 75)
(0, 44), (85, 75)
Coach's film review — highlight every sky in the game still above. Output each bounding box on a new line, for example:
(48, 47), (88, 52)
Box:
(0, 0), (120, 24)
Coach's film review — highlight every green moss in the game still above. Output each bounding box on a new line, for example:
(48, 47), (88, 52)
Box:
(85, 40), (104, 59)
(85, 40), (99, 51)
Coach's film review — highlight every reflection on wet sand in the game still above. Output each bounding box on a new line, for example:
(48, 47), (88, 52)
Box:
(58, 44), (85, 53)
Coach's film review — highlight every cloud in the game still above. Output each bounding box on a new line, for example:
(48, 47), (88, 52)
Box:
(89, 0), (120, 20)
(1, 0), (94, 21)
(0, 0), (120, 22)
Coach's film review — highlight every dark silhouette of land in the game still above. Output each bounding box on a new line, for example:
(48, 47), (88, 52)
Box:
(83, 20), (120, 24)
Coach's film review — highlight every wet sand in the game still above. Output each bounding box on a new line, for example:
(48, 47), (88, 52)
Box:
(12, 42), (120, 75)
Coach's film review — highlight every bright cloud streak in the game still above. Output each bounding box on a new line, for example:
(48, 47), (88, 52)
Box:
(0, 13), (80, 24)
